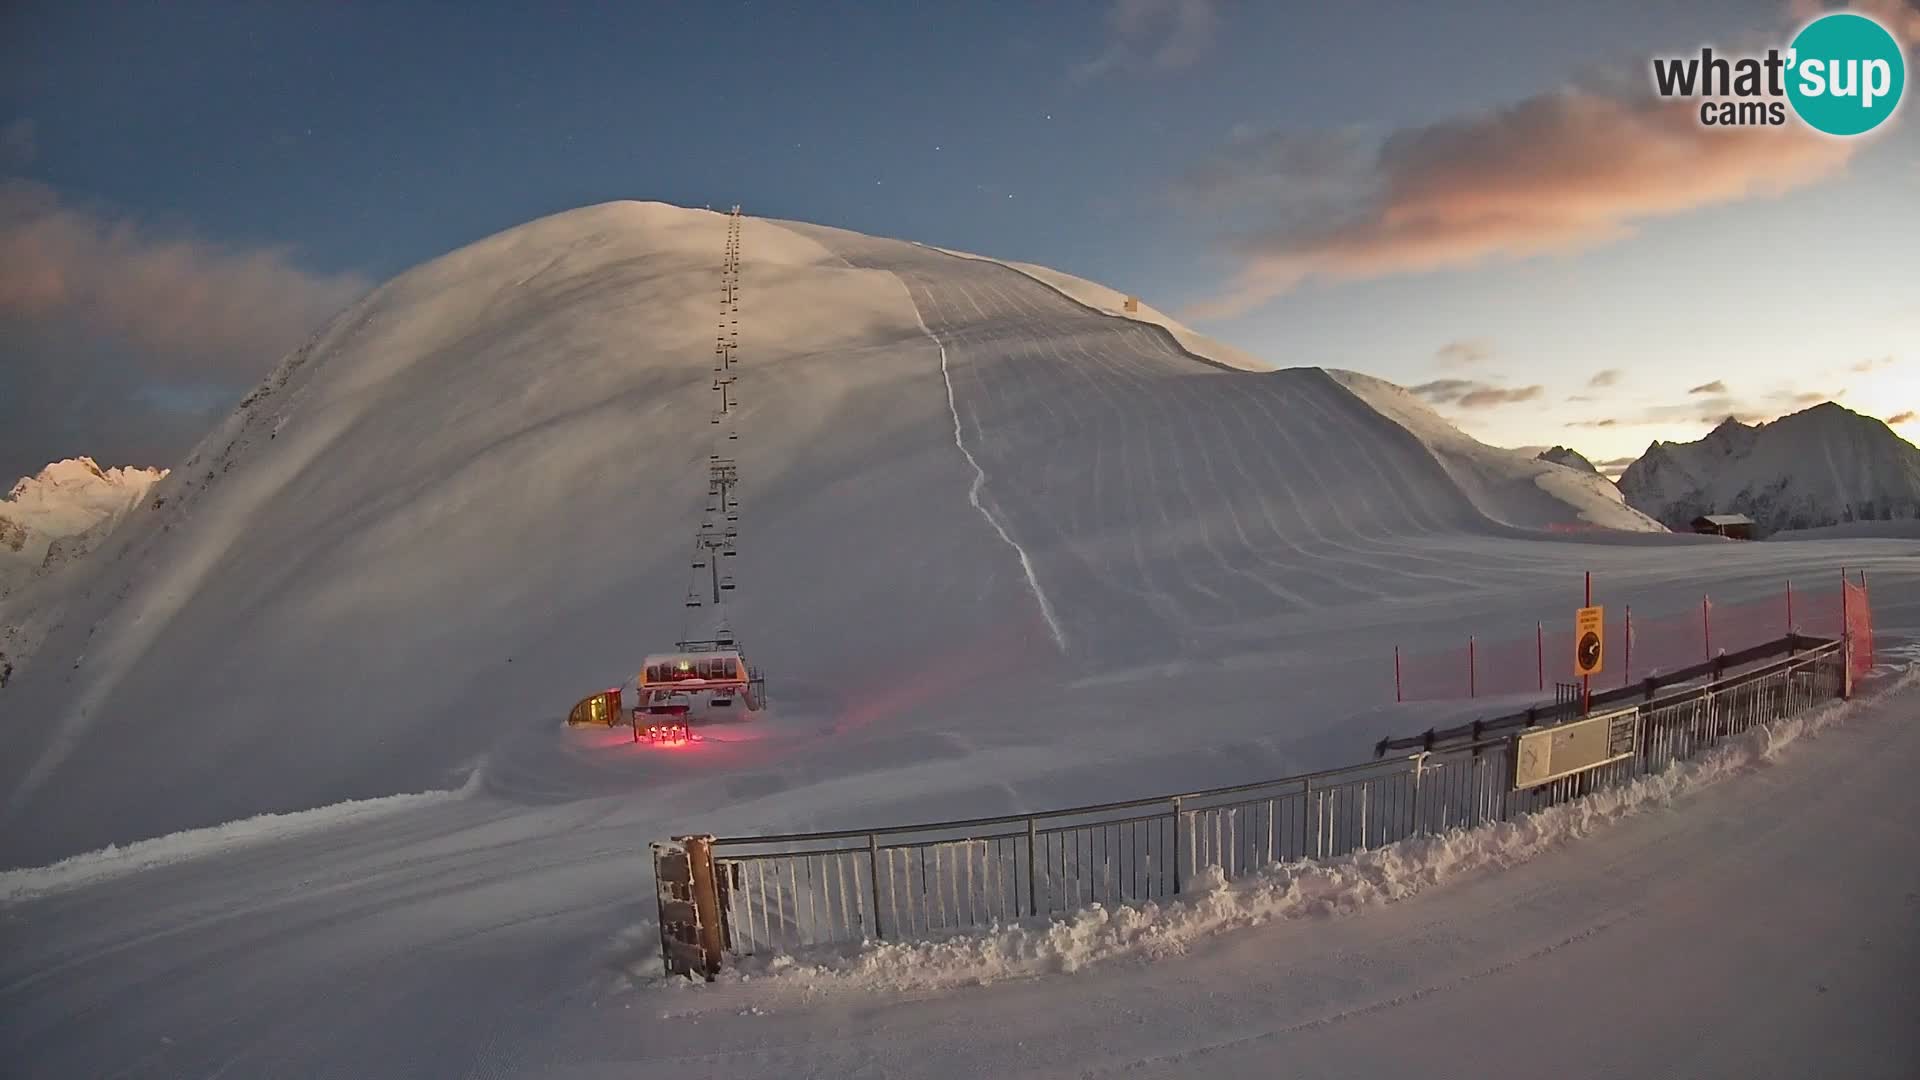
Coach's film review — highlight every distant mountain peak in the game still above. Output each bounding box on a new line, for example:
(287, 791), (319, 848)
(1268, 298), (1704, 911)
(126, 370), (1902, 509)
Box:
(1617, 402), (1920, 536)
(1535, 445), (1600, 475)
(1, 457), (167, 602)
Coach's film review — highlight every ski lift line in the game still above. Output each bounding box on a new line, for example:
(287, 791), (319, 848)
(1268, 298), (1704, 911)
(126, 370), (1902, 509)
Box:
(907, 297), (1068, 654)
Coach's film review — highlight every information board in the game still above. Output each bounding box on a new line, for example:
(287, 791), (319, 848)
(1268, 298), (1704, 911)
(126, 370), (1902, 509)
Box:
(1512, 706), (1639, 790)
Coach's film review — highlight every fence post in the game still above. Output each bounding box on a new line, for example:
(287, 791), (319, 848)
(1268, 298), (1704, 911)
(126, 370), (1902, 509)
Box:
(1300, 777), (1312, 860)
(868, 832), (884, 940)
(1859, 570), (1873, 669)
(1171, 796), (1184, 894)
(655, 834), (723, 981)
(1394, 646), (1402, 703)
(1309, 781), (1323, 859)
(1026, 816), (1038, 916)
(1411, 753), (1426, 837)
(1702, 594), (1712, 661)
(1469, 636), (1477, 698)
(1623, 604), (1632, 688)
(1536, 622), (1544, 691)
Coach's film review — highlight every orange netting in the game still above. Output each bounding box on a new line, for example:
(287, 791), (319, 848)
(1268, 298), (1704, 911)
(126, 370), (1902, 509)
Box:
(1394, 575), (1871, 703)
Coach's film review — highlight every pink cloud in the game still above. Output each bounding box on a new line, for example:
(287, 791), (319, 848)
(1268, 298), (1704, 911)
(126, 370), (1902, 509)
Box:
(0, 180), (368, 375)
(1181, 89), (1856, 320)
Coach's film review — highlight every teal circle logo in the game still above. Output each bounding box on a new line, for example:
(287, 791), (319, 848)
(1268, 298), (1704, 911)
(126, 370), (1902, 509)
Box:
(1786, 13), (1905, 136)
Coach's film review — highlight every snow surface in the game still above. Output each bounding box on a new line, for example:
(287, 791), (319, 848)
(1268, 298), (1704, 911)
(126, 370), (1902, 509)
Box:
(709, 670), (1918, 994)
(0, 762), (483, 904)
(1618, 405), (1920, 536)
(924, 243), (1275, 373)
(1, 199), (1917, 1076)
(2, 666), (1910, 1077)
(1329, 370), (1666, 533)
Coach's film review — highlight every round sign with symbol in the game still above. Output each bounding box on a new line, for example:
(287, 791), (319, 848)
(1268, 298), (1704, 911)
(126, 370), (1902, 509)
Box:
(1577, 631), (1602, 674)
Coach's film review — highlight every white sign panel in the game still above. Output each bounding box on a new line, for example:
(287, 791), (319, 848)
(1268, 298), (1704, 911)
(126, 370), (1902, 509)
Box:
(1512, 707), (1639, 790)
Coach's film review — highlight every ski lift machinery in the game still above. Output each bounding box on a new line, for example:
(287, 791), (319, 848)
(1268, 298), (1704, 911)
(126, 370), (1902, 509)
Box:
(569, 206), (765, 746)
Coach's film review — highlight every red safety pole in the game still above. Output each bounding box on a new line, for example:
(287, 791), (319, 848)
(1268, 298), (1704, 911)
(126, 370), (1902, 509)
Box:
(1860, 570), (1873, 669)
(1785, 578), (1794, 634)
(1623, 604), (1632, 687)
(1469, 636), (1477, 698)
(1583, 571), (1592, 713)
(1536, 621), (1544, 691)
(1702, 594), (1713, 661)
(1394, 646), (1403, 703)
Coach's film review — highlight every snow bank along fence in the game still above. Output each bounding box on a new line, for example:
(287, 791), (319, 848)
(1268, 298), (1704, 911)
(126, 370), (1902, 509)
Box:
(1393, 572), (1870, 703)
(651, 628), (1869, 978)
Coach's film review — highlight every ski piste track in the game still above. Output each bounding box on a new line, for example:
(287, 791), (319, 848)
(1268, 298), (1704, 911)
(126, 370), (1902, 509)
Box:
(1, 202), (1916, 1077)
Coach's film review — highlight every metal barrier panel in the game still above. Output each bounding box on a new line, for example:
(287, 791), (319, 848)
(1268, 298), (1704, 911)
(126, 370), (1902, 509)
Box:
(692, 643), (1851, 969)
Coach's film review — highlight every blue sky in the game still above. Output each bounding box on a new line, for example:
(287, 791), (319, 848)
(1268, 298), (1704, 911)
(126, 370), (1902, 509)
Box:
(3, 0), (1916, 483)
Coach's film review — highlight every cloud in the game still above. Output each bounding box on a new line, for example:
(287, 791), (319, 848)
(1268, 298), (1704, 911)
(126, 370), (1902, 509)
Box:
(1850, 354), (1895, 372)
(0, 179), (368, 375)
(1688, 380), (1729, 394)
(1434, 339), (1492, 367)
(1179, 86), (1856, 320)
(1776, 390), (1830, 406)
(1, 180), (370, 482)
(1, 119), (32, 168)
(1587, 369), (1623, 388)
(1071, 0), (1219, 83)
(1409, 378), (1543, 408)
(1597, 456), (1639, 468)
(1458, 384), (1544, 408)
(1889, 410), (1916, 424)
(1409, 379), (1480, 404)
(1568, 418), (1621, 428)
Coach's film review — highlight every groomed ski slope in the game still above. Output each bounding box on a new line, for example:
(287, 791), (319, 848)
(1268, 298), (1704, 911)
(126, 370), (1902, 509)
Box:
(1, 199), (1689, 869)
(1, 200), (1916, 1076)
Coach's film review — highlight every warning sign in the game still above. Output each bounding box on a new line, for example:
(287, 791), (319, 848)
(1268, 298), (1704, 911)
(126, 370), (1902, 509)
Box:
(1574, 605), (1604, 677)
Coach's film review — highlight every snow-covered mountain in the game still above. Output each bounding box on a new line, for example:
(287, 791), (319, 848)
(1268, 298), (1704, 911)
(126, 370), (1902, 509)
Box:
(0, 200), (1761, 870)
(1617, 404), (1920, 536)
(0, 458), (166, 602)
(1535, 445), (1600, 475)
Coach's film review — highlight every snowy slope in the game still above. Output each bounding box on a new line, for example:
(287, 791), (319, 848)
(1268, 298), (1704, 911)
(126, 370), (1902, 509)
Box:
(0, 198), (1917, 1078)
(1619, 405), (1920, 535)
(926, 243), (1275, 372)
(1329, 371), (1666, 533)
(0, 458), (165, 601)
(0, 201), (1889, 874)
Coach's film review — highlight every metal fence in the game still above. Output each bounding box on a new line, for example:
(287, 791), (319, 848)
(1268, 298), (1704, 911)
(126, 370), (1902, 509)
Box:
(688, 637), (1849, 963)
